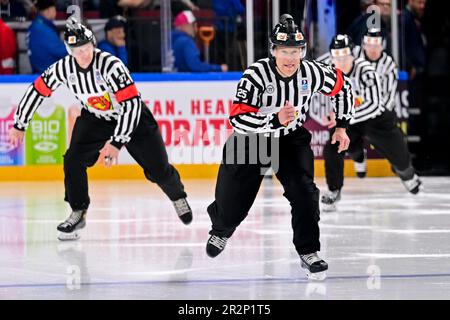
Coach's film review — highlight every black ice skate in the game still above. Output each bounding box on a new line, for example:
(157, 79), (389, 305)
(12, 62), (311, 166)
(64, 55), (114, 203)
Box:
(321, 189), (341, 212)
(57, 210), (86, 241)
(401, 174), (423, 194)
(206, 235), (228, 258)
(353, 151), (367, 178)
(300, 252), (328, 281)
(172, 198), (193, 225)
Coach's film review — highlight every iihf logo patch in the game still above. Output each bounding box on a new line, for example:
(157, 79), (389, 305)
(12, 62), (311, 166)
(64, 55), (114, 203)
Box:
(266, 84), (275, 94)
(95, 70), (104, 84)
(301, 79), (308, 91)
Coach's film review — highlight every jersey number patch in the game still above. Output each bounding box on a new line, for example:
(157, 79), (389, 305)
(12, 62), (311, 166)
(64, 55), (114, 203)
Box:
(237, 88), (248, 100)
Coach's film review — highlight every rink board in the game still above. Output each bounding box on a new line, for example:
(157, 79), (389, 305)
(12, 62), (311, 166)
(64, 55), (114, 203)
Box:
(0, 159), (395, 181)
(0, 72), (407, 180)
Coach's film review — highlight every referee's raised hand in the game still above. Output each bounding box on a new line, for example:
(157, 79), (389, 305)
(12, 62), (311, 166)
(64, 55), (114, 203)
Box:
(8, 127), (25, 148)
(278, 101), (296, 126)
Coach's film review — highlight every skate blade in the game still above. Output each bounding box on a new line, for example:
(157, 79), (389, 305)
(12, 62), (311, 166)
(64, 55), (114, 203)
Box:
(321, 203), (336, 212)
(301, 262), (327, 281)
(304, 269), (327, 281)
(356, 172), (367, 178)
(416, 183), (425, 193)
(58, 231), (81, 241)
(408, 183), (424, 195)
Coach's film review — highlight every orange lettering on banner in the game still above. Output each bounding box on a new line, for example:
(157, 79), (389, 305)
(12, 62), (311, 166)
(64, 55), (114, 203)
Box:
(190, 99), (233, 115)
(204, 100), (212, 115)
(191, 100), (201, 114)
(147, 100), (176, 115)
(216, 100), (225, 114)
(209, 119), (225, 132)
(166, 100), (175, 115)
(157, 120), (172, 145)
(157, 118), (234, 147)
(193, 119), (210, 146)
(210, 119), (225, 145)
(153, 100), (162, 115)
(173, 120), (191, 146)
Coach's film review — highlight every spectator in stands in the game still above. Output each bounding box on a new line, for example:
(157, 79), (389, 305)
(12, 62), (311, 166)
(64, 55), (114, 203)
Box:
(97, 15), (128, 65)
(172, 10), (227, 72)
(182, 0), (199, 11)
(151, 0), (199, 11)
(99, 0), (124, 18)
(359, 0), (374, 13)
(402, 0), (427, 81)
(117, 0), (152, 9)
(0, 17), (17, 74)
(402, 0), (427, 144)
(212, 0), (244, 33)
(1, 0), (32, 20)
(28, 0), (67, 73)
(211, 0), (244, 68)
(347, 0), (394, 53)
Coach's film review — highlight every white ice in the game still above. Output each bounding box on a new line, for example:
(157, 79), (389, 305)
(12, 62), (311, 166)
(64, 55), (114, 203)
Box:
(0, 177), (450, 299)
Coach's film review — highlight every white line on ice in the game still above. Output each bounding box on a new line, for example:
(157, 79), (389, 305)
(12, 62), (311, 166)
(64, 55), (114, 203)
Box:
(375, 229), (450, 234)
(356, 253), (450, 259)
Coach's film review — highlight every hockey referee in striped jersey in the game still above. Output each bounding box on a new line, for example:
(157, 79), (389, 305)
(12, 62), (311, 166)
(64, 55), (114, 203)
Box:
(205, 14), (355, 279)
(320, 34), (422, 212)
(350, 28), (402, 178)
(317, 28), (399, 178)
(8, 18), (192, 240)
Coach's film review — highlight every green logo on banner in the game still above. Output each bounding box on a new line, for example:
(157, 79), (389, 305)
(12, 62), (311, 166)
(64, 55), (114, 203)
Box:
(25, 105), (67, 165)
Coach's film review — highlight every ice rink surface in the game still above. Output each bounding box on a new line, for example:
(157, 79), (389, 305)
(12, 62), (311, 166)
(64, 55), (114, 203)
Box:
(1, 177), (449, 299)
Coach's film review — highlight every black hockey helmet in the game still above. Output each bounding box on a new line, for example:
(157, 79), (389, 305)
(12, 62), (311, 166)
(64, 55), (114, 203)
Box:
(363, 28), (384, 46)
(270, 14), (307, 56)
(329, 34), (354, 57)
(64, 17), (96, 49)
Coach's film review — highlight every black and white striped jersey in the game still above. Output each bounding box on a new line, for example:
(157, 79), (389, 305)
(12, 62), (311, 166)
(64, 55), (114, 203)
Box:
(14, 49), (141, 149)
(230, 57), (354, 136)
(353, 46), (398, 111)
(316, 52), (383, 124)
(317, 45), (397, 112)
